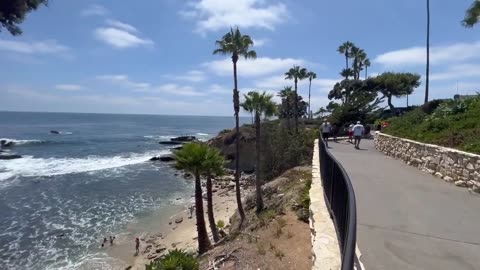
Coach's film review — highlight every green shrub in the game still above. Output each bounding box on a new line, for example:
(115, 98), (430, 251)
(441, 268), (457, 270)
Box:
(216, 220), (225, 229)
(145, 249), (199, 270)
(383, 96), (480, 154)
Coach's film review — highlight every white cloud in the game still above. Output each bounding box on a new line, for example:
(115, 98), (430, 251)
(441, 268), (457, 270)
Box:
(208, 84), (230, 94)
(204, 57), (307, 77)
(94, 27), (153, 49)
(430, 64), (480, 81)
(172, 70), (207, 82)
(180, 0), (288, 33)
(96, 74), (151, 89)
(374, 41), (480, 66)
(0, 40), (69, 55)
(253, 38), (268, 47)
(105, 19), (138, 33)
(55, 84), (83, 91)
(154, 83), (205, 96)
(81, 4), (108, 17)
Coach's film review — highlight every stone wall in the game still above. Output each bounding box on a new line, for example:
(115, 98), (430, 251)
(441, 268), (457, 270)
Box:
(375, 132), (480, 193)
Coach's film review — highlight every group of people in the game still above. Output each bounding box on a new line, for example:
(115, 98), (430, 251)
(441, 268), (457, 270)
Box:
(100, 236), (116, 248)
(321, 121), (365, 149)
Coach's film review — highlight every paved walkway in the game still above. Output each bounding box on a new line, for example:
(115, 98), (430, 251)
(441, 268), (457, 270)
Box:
(327, 139), (480, 270)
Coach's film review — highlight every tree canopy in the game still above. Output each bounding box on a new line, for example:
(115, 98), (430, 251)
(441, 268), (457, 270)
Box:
(462, 0), (480, 27)
(374, 72), (421, 110)
(278, 87), (308, 119)
(0, 0), (47, 35)
(213, 27), (257, 61)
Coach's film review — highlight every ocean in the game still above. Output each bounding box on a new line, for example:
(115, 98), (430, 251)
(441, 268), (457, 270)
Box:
(0, 111), (244, 270)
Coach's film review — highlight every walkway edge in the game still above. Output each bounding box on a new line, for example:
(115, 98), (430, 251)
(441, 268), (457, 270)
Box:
(310, 139), (341, 270)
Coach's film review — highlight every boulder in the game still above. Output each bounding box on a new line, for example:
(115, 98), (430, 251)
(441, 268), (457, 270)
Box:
(0, 154), (22, 160)
(150, 155), (175, 162)
(50, 130), (60, 134)
(159, 141), (181, 145)
(171, 136), (196, 142)
(175, 217), (183, 224)
(0, 139), (14, 147)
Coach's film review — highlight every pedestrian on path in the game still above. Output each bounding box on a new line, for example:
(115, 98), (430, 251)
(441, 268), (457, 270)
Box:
(348, 124), (354, 143)
(320, 121), (332, 146)
(353, 121), (365, 149)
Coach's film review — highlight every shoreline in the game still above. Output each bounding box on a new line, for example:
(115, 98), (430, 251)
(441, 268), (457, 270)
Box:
(106, 172), (252, 270)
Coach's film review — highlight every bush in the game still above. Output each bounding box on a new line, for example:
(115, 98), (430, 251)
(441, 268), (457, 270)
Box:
(297, 177), (312, 223)
(216, 220), (225, 229)
(261, 121), (318, 181)
(145, 249), (199, 270)
(383, 96), (480, 154)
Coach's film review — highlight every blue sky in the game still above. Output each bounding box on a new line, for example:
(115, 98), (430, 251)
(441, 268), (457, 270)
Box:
(0, 0), (478, 116)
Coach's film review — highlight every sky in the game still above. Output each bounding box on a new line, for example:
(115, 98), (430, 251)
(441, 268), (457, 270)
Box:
(0, 0), (478, 116)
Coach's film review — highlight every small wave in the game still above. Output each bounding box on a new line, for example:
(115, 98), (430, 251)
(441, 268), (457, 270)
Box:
(0, 150), (170, 182)
(0, 138), (44, 146)
(196, 133), (209, 136)
(60, 131), (73, 135)
(144, 135), (175, 140)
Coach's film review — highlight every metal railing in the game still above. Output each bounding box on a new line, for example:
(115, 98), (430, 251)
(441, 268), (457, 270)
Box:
(319, 138), (357, 270)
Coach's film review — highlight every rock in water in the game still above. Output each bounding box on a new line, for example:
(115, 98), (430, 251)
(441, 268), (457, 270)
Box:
(159, 141), (181, 145)
(0, 139), (14, 147)
(150, 155), (175, 162)
(50, 130), (60, 134)
(171, 136), (196, 142)
(0, 154), (22, 160)
(175, 217), (183, 224)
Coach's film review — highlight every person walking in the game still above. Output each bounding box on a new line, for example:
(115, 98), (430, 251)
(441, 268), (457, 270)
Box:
(320, 121), (332, 147)
(353, 121), (365, 149)
(135, 237), (140, 255)
(348, 124), (354, 143)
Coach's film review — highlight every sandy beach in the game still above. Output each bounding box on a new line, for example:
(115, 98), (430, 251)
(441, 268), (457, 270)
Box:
(103, 173), (252, 270)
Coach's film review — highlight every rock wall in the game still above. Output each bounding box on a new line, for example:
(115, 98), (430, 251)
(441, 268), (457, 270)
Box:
(375, 132), (480, 193)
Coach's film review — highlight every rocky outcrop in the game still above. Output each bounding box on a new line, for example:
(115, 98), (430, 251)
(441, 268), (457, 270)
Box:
(150, 155), (175, 162)
(208, 126), (256, 172)
(375, 132), (480, 193)
(0, 154), (22, 160)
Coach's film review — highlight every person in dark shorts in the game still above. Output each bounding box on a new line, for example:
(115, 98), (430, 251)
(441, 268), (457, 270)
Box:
(135, 237), (140, 255)
(320, 121), (332, 146)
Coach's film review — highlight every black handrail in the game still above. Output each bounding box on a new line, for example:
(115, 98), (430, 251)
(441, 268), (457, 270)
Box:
(319, 138), (357, 270)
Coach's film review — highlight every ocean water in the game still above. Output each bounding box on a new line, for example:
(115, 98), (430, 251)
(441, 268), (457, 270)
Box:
(0, 112), (243, 270)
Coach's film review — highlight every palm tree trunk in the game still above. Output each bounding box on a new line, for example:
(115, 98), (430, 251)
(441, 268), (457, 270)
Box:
(365, 66), (368, 79)
(194, 171), (211, 254)
(206, 174), (219, 242)
(345, 52), (349, 79)
(294, 78), (298, 134)
(251, 113), (254, 125)
(254, 111), (264, 213)
(425, 0), (430, 104)
(308, 79), (312, 119)
(232, 55), (246, 223)
(387, 95), (395, 111)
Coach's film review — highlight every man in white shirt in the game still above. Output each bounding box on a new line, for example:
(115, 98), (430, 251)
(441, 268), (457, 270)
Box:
(353, 121), (365, 149)
(320, 121), (332, 146)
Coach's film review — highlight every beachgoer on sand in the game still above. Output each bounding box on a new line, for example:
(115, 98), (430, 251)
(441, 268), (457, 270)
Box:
(135, 237), (140, 255)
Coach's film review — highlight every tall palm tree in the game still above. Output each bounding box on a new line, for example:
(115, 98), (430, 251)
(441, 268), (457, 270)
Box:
(425, 0), (430, 104)
(307, 71), (317, 119)
(285, 65), (308, 134)
(242, 91), (277, 212)
(174, 143), (212, 254)
(337, 41), (355, 79)
(213, 27), (256, 223)
(202, 147), (225, 243)
(350, 47), (366, 80)
(364, 58), (371, 79)
(462, 0), (480, 27)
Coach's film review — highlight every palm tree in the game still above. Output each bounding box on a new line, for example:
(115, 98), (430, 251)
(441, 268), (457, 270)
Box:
(278, 86), (294, 130)
(307, 71), (317, 119)
(462, 0), (480, 27)
(202, 147), (225, 243)
(241, 92), (254, 124)
(364, 59), (371, 79)
(213, 27), (256, 223)
(174, 143), (212, 254)
(425, 0), (430, 104)
(285, 65), (308, 134)
(314, 107), (328, 119)
(350, 47), (366, 80)
(337, 41), (355, 79)
(242, 91), (277, 212)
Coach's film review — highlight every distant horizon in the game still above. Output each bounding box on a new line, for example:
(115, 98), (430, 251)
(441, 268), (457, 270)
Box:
(0, 110), (249, 118)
